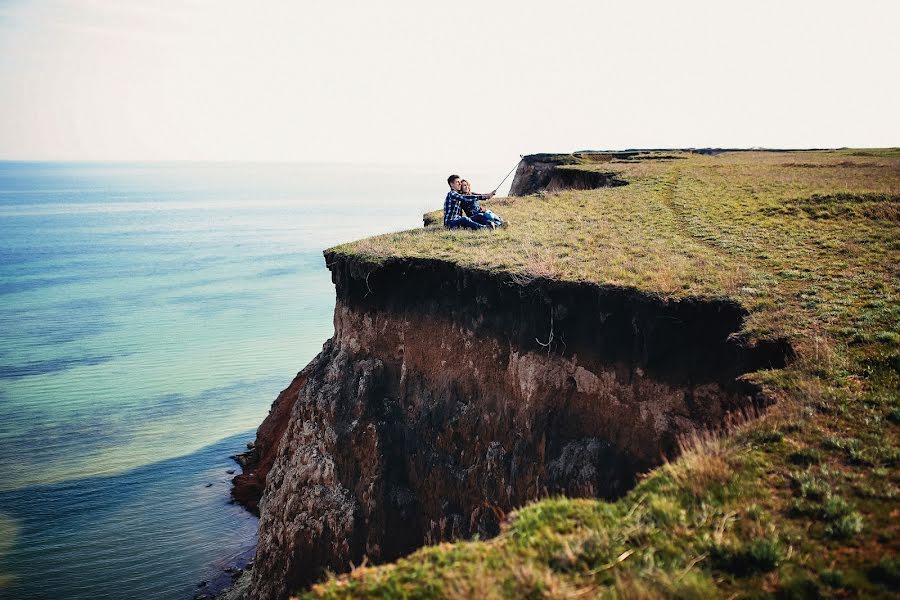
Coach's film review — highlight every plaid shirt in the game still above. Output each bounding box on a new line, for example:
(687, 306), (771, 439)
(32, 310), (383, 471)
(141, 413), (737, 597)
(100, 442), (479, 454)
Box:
(443, 190), (488, 227)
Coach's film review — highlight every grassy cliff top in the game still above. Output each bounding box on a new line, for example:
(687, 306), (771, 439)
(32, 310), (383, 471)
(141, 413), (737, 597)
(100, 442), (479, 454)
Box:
(331, 150), (898, 340)
(312, 150), (900, 599)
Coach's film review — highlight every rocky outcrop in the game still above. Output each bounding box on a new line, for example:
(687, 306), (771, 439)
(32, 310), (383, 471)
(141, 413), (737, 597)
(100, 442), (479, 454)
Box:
(509, 154), (627, 196)
(231, 370), (309, 515)
(241, 254), (792, 599)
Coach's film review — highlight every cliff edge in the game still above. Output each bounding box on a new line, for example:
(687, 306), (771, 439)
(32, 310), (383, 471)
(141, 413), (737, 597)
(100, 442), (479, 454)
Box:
(235, 150), (900, 599)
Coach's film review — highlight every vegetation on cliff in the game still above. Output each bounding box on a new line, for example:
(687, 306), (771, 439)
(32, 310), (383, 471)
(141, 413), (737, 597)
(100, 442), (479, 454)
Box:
(312, 150), (899, 598)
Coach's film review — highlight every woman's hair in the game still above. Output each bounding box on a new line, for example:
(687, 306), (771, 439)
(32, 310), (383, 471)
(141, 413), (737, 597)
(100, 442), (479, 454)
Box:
(460, 179), (471, 192)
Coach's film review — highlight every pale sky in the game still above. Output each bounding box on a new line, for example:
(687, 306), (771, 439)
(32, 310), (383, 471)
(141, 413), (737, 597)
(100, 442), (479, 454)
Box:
(0, 0), (898, 165)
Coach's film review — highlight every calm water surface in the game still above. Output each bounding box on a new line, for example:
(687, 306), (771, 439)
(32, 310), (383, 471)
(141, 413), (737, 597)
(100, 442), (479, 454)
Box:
(0, 161), (500, 598)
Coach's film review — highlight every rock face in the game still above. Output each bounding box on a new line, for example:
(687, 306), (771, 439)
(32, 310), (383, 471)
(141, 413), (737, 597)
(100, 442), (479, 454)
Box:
(231, 370), (309, 515)
(241, 254), (792, 599)
(508, 154), (627, 196)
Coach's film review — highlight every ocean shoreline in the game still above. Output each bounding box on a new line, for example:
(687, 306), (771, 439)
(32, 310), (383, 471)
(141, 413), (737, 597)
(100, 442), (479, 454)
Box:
(0, 430), (260, 600)
(198, 441), (260, 600)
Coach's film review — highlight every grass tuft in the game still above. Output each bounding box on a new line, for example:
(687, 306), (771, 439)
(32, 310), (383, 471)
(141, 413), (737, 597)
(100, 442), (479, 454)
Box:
(867, 557), (900, 588)
(664, 429), (734, 499)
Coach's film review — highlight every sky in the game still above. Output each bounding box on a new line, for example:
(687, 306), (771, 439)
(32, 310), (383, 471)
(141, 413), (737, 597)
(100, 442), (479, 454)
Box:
(0, 0), (898, 166)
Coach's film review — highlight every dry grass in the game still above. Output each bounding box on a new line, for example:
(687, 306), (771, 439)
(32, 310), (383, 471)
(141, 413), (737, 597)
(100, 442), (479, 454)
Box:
(664, 430), (734, 498)
(335, 151), (898, 333)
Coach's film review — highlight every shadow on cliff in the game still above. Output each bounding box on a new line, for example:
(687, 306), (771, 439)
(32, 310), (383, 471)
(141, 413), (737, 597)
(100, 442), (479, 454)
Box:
(234, 252), (794, 599)
(508, 153), (628, 196)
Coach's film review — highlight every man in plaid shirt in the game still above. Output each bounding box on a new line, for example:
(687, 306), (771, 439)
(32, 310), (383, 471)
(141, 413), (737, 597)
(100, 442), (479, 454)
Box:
(444, 174), (495, 229)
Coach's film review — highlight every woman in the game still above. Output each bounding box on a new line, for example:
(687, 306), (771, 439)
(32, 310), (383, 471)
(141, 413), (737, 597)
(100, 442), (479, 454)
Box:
(460, 179), (505, 228)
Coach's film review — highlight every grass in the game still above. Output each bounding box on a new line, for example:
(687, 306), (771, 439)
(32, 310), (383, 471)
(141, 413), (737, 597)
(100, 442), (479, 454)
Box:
(307, 150), (899, 598)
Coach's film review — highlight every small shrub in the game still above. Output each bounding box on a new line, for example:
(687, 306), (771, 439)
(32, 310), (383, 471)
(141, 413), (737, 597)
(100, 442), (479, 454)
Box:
(825, 512), (863, 540)
(710, 538), (782, 575)
(611, 574), (654, 599)
(847, 446), (875, 466)
(505, 562), (592, 600)
(790, 472), (830, 501)
(868, 557), (900, 588)
(783, 421), (804, 434)
(745, 503), (763, 521)
(548, 532), (614, 574)
(646, 495), (683, 527)
(750, 427), (784, 445)
(776, 575), (821, 599)
(818, 568), (845, 588)
(875, 331), (900, 345)
(577, 534), (614, 571)
(886, 407), (900, 425)
(665, 430), (733, 498)
(789, 491), (862, 541)
(822, 495), (851, 520)
(789, 448), (823, 467)
(788, 499), (819, 519)
(667, 571), (717, 600)
(883, 447), (900, 467)
(821, 436), (860, 452)
(746, 538), (783, 572)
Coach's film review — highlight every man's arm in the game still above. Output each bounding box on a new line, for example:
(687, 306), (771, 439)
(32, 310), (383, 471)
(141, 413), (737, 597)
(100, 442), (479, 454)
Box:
(460, 194), (479, 214)
(449, 190), (495, 201)
(448, 190), (477, 208)
(448, 190), (473, 201)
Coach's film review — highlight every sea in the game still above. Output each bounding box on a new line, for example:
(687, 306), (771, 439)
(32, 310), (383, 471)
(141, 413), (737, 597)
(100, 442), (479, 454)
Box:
(0, 161), (509, 599)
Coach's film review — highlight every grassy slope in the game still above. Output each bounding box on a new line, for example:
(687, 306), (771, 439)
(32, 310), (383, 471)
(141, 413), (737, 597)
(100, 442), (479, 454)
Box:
(311, 150), (899, 598)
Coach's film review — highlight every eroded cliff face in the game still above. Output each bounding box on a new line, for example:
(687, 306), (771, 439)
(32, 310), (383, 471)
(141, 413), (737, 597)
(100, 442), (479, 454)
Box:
(231, 369), (308, 515)
(508, 154), (627, 196)
(241, 255), (792, 599)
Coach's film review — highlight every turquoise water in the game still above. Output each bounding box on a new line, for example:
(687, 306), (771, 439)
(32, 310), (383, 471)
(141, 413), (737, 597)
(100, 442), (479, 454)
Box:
(0, 161), (475, 598)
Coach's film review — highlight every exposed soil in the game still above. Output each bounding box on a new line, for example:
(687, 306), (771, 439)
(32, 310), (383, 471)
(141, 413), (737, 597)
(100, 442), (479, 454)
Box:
(509, 155), (627, 196)
(230, 370), (309, 515)
(237, 254), (793, 599)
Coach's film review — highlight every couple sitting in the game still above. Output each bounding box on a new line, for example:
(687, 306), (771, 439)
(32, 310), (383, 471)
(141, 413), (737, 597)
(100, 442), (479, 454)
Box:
(443, 174), (505, 230)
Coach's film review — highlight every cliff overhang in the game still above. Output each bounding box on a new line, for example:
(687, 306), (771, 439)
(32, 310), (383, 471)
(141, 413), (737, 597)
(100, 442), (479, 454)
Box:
(238, 252), (793, 598)
(509, 153), (628, 196)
